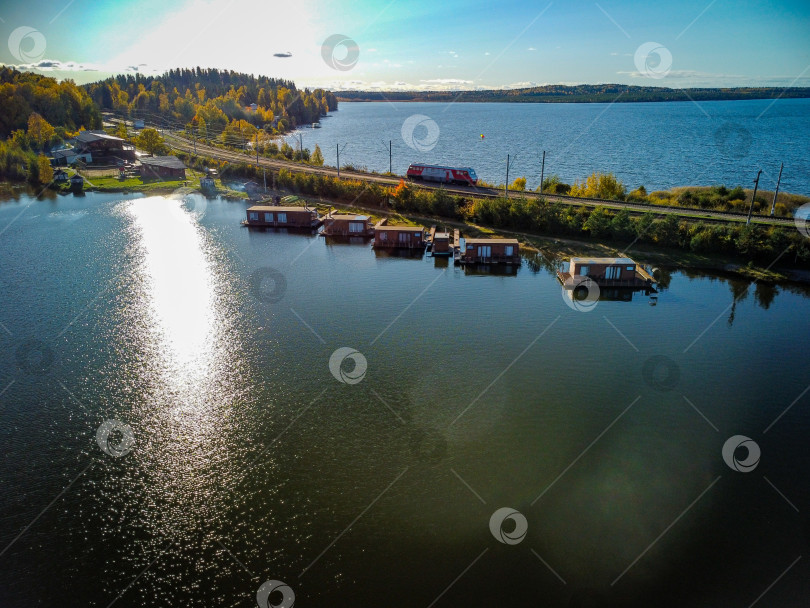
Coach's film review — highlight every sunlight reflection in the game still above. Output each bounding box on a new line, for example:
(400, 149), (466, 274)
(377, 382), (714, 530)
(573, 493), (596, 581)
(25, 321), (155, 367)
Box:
(129, 195), (218, 385)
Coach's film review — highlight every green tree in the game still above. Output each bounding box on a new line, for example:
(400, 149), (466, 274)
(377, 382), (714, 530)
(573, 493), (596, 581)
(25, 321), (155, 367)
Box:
(135, 128), (168, 156)
(583, 206), (612, 237)
(311, 144), (324, 166)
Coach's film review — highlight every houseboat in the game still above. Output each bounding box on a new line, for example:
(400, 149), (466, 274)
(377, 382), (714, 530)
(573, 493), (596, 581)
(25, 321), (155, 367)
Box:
(460, 238), (520, 264)
(556, 257), (656, 289)
(321, 214), (374, 237)
(373, 225), (425, 249)
(427, 226), (452, 256)
(244, 205), (322, 229)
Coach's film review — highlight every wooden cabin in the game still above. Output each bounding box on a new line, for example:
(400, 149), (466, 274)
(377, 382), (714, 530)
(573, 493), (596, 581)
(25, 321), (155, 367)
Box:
(69, 175), (84, 191)
(200, 175), (216, 191)
(461, 238), (520, 264)
(245, 205), (321, 229)
(557, 257), (655, 288)
(139, 156), (186, 180)
(374, 225), (425, 248)
(321, 214), (373, 237)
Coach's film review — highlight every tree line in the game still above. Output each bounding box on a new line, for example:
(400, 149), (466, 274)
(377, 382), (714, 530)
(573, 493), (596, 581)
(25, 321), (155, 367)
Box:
(83, 67), (338, 135)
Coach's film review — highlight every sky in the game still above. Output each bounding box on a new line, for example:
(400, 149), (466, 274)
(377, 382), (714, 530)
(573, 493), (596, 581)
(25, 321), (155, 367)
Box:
(1, 0), (809, 90)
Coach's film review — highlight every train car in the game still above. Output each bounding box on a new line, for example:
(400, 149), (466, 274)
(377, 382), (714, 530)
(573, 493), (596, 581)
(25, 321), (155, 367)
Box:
(406, 163), (478, 186)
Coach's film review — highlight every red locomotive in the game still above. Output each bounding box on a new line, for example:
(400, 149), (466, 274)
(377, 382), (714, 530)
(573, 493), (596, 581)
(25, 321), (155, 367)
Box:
(406, 163), (478, 186)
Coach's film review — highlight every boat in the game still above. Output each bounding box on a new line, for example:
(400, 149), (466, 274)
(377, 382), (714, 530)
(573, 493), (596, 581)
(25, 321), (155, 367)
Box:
(312, 123), (321, 128)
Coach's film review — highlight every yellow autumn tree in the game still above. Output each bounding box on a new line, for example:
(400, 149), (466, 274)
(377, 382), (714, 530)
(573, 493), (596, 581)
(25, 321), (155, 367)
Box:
(570, 172), (626, 200)
(37, 155), (53, 184)
(27, 113), (56, 150)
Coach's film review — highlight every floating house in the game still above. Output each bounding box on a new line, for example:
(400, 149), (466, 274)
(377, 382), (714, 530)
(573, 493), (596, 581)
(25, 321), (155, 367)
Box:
(245, 205), (321, 229)
(557, 257), (655, 288)
(69, 175), (84, 191)
(461, 238), (520, 264)
(321, 214), (373, 237)
(373, 225), (425, 249)
(139, 156), (186, 180)
(429, 227), (451, 256)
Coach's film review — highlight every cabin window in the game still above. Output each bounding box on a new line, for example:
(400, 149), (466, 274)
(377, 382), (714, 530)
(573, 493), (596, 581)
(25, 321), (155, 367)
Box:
(606, 266), (622, 279)
(249, 212), (259, 221)
(626, 266), (635, 271)
(380, 232), (388, 241)
(579, 265), (590, 276)
(398, 232), (409, 243)
(277, 213), (287, 223)
(264, 213), (273, 222)
(477, 245), (492, 258)
(504, 245), (514, 256)
(349, 222), (365, 233)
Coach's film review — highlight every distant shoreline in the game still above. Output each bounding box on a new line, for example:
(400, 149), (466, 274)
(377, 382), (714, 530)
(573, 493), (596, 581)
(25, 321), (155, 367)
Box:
(335, 84), (810, 104)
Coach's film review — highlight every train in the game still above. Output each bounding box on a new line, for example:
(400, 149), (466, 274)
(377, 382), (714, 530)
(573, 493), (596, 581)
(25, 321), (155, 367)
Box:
(406, 163), (478, 186)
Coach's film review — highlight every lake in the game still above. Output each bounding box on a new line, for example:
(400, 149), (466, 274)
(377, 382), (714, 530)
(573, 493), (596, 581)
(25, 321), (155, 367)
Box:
(0, 190), (808, 607)
(285, 99), (810, 196)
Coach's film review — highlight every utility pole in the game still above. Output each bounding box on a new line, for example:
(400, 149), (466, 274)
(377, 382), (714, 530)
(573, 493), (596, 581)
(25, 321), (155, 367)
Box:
(504, 154), (510, 199)
(389, 140), (392, 175)
(263, 168), (267, 192)
(746, 169), (762, 225)
(540, 150), (545, 193)
(298, 133), (303, 156)
(336, 143), (340, 179)
(193, 128), (197, 155)
(256, 132), (259, 164)
(770, 163), (784, 216)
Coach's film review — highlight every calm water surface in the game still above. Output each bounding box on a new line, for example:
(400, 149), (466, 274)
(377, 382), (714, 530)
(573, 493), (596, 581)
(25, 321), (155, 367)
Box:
(287, 99), (810, 195)
(1, 190), (809, 607)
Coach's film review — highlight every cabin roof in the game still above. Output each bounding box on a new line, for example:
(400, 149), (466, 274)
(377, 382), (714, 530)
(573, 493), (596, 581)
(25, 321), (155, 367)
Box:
(139, 155), (186, 169)
(571, 257), (635, 265)
(329, 214), (369, 220)
(74, 130), (124, 143)
(464, 238), (519, 245)
(375, 225), (423, 232)
(247, 206), (314, 213)
(434, 232), (450, 239)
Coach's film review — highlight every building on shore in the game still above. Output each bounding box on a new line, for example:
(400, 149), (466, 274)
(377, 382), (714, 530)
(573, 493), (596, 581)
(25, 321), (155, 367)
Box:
(245, 205), (322, 229)
(460, 238), (520, 264)
(373, 225), (425, 249)
(321, 214), (373, 237)
(71, 131), (135, 164)
(139, 156), (187, 180)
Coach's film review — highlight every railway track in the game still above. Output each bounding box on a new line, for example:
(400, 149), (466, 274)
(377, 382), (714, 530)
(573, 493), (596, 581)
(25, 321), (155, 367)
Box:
(151, 127), (795, 228)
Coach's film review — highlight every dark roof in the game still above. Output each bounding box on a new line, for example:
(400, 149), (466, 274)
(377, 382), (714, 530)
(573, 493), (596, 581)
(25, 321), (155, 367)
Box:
(74, 130), (124, 144)
(140, 156), (186, 170)
(51, 149), (85, 158)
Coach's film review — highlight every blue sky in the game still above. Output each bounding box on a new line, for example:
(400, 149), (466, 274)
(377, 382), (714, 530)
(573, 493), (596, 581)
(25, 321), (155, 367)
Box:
(1, 0), (809, 90)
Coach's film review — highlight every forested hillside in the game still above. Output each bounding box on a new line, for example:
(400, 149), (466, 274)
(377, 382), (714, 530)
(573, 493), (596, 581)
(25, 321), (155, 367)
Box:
(83, 68), (338, 135)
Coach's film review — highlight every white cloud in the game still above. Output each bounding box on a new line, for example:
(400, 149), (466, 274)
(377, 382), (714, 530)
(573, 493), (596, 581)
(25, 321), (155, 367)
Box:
(527, 47), (537, 51)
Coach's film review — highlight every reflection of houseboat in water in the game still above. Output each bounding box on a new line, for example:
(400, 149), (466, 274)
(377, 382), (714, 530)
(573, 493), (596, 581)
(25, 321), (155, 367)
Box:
(462, 263), (519, 277)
